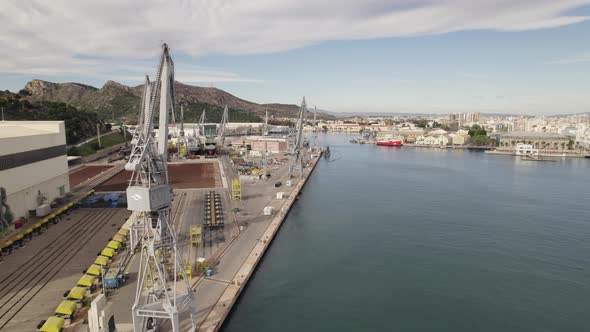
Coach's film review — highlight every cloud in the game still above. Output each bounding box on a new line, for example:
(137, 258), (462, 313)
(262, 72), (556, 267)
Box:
(0, 0), (589, 80)
(544, 52), (590, 64)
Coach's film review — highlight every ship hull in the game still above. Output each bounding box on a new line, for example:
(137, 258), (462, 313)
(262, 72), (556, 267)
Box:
(375, 140), (403, 147)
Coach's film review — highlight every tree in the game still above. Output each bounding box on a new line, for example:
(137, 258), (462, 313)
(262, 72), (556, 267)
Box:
(413, 119), (429, 128)
(471, 135), (493, 146)
(17, 89), (31, 96)
(568, 140), (574, 150)
(467, 125), (487, 137)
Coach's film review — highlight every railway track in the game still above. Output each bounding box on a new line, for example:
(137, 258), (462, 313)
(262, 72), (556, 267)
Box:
(72, 164), (124, 194)
(0, 209), (120, 330)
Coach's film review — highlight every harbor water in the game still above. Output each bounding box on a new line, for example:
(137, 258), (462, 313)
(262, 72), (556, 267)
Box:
(223, 133), (590, 332)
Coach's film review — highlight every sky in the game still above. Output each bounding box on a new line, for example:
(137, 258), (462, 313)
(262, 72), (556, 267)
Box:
(1, 0), (590, 115)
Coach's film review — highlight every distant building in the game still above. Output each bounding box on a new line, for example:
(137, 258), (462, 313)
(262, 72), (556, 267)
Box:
(0, 121), (70, 220)
(449, 112), (481, 124)
(416, 134), (449, 146)
(498, 132), (570, 150)
(515, 143), (538, 156)
(247, 136), (289, 153)
(451, 134), (469, 145)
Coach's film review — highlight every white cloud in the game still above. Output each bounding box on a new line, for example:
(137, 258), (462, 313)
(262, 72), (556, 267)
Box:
(0, 0), (588, 80)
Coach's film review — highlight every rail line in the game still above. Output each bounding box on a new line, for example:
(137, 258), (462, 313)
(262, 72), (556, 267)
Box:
(72, 164), (124, 194)
(0, 209), (120, 330)
(0, 210), (93, 292)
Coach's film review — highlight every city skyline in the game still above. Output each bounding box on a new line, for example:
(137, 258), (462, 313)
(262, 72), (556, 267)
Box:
(1, 0), (590, 115)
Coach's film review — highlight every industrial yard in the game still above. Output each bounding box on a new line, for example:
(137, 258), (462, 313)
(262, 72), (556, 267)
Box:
(0, 208), (130, 332)
(95, 161), (223, 192)
(0, 44), (322, 332)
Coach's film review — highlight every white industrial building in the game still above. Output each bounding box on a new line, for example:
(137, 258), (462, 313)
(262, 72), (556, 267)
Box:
(0, 121), (70, 220)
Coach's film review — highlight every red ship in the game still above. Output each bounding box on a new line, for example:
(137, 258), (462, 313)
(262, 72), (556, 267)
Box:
(375, 139), (403, 147)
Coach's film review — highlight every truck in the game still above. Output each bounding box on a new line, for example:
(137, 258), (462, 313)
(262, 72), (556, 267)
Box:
(103, 268), (128, 289)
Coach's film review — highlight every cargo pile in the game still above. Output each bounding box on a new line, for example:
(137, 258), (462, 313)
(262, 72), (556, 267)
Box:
(204, 191), (224, 229)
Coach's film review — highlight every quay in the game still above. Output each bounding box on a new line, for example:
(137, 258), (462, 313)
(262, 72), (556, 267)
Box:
(196, 152), (322, 331)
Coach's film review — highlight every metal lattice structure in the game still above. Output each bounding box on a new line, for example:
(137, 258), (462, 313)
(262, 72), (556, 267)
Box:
(289, 97), (307, 178)
(217, 105), (229, 146)
(199, 109), (206, 137)
(125, 43), (196, 332)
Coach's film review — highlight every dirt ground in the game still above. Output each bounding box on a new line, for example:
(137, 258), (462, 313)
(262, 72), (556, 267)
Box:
(95, 162), (221, 191)
(69, 165), (114, 187)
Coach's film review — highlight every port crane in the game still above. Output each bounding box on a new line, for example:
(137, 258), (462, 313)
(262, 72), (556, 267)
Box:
(217, 105), (229, 146)
(289, 97), (307, 178)
(125, 43), (196, 332)
(198, 109), (206, 136)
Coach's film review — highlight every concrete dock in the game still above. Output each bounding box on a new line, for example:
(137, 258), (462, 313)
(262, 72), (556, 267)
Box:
(196, 153), (321, 331)
(21, 151), (324, 332)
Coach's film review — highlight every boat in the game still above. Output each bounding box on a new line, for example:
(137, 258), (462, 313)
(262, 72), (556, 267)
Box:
(375, 139), (403, 147)
(521, 154), (558, 162)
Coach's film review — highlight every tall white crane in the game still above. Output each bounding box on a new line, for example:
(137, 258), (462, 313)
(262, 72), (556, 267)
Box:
(179, 105), (185, 138)
(125, 43), (196, 332)
(289, 97), (307, 178)
(262, 110), (269, 175)
(199, 109), (206, 136)
(314, 106), (317, 126)
(217, 105), (229, 146)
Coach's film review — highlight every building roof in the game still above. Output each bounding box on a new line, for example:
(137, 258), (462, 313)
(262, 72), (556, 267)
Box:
(0, 121), (63, 139)
(500, 131), (568, 140)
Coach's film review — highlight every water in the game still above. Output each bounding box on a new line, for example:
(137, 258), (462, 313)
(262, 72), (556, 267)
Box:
(223, 134), (590, 332)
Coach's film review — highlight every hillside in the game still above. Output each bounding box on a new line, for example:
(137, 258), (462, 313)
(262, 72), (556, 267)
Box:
(0, 90), (106, 144)
(23, 79), (336, 123)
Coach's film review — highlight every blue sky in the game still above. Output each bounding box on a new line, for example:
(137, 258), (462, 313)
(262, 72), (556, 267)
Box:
(1, 1), (590, 115)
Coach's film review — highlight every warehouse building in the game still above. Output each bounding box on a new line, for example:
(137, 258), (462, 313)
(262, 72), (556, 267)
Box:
(0, 121), (70, 221)
(497, 132), (570, 151)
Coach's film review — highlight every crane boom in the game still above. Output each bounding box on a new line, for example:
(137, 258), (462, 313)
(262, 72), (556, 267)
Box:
(289, 97), (306, 178)
(126, 43), (196, 332)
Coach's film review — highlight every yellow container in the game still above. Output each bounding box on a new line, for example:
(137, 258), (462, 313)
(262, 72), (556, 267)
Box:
(67, 286), (87, 300)
(77, 274), (96, 287)
(86, 264), (102, 276)
(38, 316), (65, 332)
(107, 240), (120, 250)
(94, 256), (109, 266)
(112, 235), (125, 243)
(101, 248), (115, 258)
(55, 300), (77, 316)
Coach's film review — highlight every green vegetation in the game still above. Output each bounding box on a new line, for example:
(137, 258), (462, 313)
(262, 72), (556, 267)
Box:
(0, 95), (105, 145)
(269, 119), (294, 126)
(467, 124), (487, 137)
(413, 119), (429, 128)
(89, 91), (140, 122)
(68, 129), (130, 156)
(466, 124), (494, 146)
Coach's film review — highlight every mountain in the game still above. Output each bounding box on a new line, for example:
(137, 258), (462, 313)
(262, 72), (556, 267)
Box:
(23, 79), (336, 123)
(0, 90), (106, 144)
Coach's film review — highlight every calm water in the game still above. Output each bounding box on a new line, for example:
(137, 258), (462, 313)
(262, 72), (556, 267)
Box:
(223, 134), (590, 332)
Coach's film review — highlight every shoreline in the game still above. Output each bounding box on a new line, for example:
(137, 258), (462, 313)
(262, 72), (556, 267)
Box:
(354, 141), (588, 158)
(197, 153), (323, 332)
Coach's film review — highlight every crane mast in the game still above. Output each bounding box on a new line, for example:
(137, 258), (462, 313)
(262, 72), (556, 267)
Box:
(199, 109), (206, 136)
(217, 105), (228, 146)
(125, 43), (196, 332)
(289, 97), (306, 178)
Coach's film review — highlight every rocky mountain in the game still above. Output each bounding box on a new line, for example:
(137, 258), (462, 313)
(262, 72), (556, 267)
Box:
(23, 79), (335, 123)
(0, 90), (106, 144)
